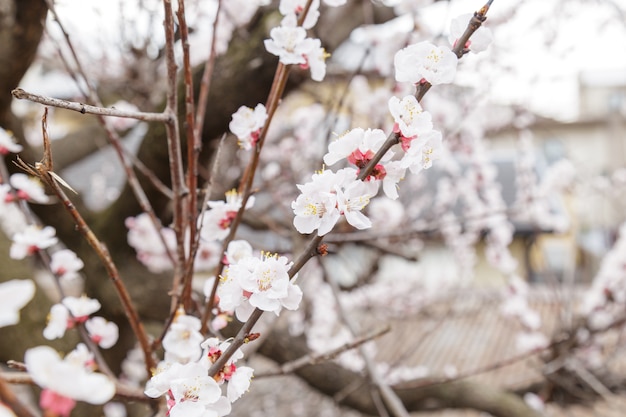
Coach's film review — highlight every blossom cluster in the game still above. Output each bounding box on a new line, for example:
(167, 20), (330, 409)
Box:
(145, 312), (254, 417)
(263, 0), (347, 83)
(205, 241), (303, 323)
(43, 295), (119, 349)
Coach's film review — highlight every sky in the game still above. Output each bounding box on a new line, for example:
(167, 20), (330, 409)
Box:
(28, 0), (626, 121)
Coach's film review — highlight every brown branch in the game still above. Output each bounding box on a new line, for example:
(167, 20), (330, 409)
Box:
(20, 111), (155, 375)
(162, 0), (189, 315)
(175, 0), (199, 312)
(11, 88), (169, 123)
(0, 374), (35, 417)
(256, 326), (390, 378)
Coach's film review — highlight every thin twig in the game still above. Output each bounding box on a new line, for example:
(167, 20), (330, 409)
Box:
(0, 374), (35, 417)
(11, 88), (169, 122)
(162, 0), (190, 315)
(255, 326), (390, 378)
(176, 0), (199, 312)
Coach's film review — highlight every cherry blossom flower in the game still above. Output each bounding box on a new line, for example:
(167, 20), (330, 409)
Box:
(323, 0), (347, 5)
(388, 95), (433, 139)
(51, 249), (84, 280)
(448, 13), (493, 53)
(0, 127), (22, 155)
(0, 279), (35, 328)
(7, 173), (49, 203)
(228, 104), (268, 150)
(224, 240), (253, 265)
(323, 128), (392, 181)
(144, 361), (227, 417)
(85, 316), (119, 349)
(394, 41), (458, 85)
(210, 271), (252, 322)
(43, 304), (70, 340)
(62, 295), (101, 320)
(301, 38), (329, 82)
(292, 168), (377, 235)
(291, 169), (341, 235)
(200, 189), (254, 242)
(25, 345), (115, 406)
(335, 179), (375, 230)
(400, 129), (443, 174)
(228, 252), (303, 319)
(264, 25), (311, 65)
(227, 366), (254, 402)
(162, 311), (204, 363)
(379, 160), (406, 200)
(10, 225), (58, 259)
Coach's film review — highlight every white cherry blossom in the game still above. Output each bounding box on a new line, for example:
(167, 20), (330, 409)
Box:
(62, 295), (101, 320)
(394, 41), (458, 85)
(145, 361), (223, 417)
(229, 104), (268, 150)
(323, 128), (392, 174)
(229, 252), (302, 318)
(292, 169), (341, 235)
(335, 179), (375, 230)
(200, 189), (254, 242)
(25, 345), (115, 405)
(163, 312), (204, 363)
(224, 240), (253, 265)
(302, 38), (329, 82)
(51, 249), (84, 280)
(43, 303), (70, 340)
(264, 25), (311, 65)
(85, 316), (119, 349)
(10, 225), (58, 259)
(388, 95), (433, 139)
(0, 279), (35, 328)
(400, 129), (443, 173)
